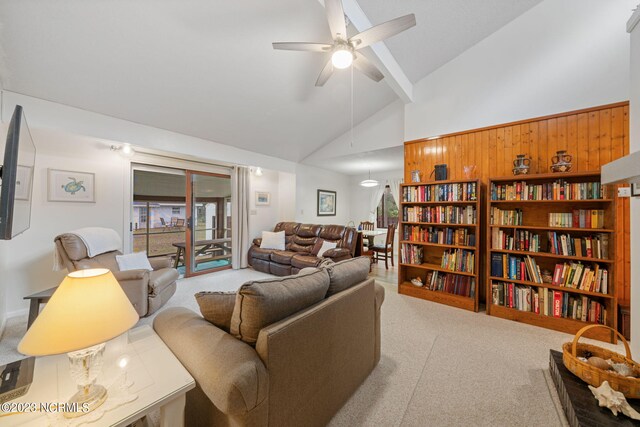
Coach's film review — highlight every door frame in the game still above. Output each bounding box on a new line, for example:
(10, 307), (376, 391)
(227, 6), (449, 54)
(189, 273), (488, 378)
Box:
(185, 170), (233, 278)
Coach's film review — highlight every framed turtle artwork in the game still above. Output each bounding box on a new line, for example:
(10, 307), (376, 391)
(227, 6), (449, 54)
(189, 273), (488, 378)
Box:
(47, 169), (95, 203)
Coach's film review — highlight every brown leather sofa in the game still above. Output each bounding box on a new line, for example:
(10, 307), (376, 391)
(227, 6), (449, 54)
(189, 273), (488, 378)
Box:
(54, 233), (178, 317)
(247, 222), (357, 275)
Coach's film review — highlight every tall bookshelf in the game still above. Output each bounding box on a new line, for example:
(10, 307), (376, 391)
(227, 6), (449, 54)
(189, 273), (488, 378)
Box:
(486, 171), (617, 343)
(398, 179), (481, 312)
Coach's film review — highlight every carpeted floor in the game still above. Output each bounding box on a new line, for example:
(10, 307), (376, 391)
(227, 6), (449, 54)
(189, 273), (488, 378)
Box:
(0, 267), (626, 426)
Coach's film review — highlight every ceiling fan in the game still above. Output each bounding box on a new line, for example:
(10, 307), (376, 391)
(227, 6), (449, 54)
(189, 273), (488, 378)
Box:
(272, 0), (416, 86)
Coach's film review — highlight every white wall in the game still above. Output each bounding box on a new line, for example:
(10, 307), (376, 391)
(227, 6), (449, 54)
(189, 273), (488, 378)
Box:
(277, 171), (296, 222)
(3, 128), (126, 317)
(295, 164), (351, 225)
(628, 7), (640, 356)
(248, 168), (280, 241)
(405, 0), (636, 141)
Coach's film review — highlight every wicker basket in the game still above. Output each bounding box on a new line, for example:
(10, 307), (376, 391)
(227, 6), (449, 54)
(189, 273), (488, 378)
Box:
(562, 324), (640, 399)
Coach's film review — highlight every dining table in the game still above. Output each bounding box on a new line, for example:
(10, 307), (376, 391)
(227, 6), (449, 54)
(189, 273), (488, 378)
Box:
(355, 229), (387, 257)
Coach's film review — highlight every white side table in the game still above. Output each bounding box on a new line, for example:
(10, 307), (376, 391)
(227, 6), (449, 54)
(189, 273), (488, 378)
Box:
(2, 325), (195, 426)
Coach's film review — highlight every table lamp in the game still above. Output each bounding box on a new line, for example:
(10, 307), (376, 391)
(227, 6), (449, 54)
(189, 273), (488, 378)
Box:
(18, 268), (139, 418)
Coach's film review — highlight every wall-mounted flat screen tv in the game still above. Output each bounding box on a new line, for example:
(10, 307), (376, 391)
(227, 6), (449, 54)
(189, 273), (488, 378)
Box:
(0, 105), (36, 240)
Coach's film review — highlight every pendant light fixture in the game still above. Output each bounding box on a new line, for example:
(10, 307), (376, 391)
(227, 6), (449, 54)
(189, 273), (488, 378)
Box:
(360, 170), (379, 187)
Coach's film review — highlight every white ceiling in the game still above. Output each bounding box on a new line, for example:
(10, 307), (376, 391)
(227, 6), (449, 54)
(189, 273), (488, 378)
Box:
(310, 145), (404, 176)
(358, 0), (543, 83)
(0, 0), (542, 167)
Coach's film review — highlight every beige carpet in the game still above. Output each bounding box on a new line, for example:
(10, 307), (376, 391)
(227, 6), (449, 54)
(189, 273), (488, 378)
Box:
(0, 270), (627, 426)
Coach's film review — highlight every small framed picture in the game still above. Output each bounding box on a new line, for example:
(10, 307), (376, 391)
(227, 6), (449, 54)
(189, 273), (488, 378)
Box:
(317, 189), (336, 216)
(48, 169), (95, 203)
(255, 191), (271, 206)
(632, 183), (640, 197)
(15, 165), (33, 201)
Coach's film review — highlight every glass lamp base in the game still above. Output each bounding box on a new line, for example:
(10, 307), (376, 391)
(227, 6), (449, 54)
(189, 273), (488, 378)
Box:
(63, 384), (107, 418)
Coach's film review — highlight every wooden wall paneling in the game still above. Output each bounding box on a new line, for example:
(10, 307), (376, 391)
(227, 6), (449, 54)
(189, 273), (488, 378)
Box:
(577, 113), (589, 171)
(588, 111), (600, 170)
(529, 122), (539, 174)
(623, 105), (631, 305)
(567, 114), (578, 168)
(548, 118), (558, 169)
(538, 120), (549, 173)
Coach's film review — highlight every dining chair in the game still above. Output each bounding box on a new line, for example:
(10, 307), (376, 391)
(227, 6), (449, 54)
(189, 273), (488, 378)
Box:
(371, 224), (396, 270)
(359, 221), (375, 231)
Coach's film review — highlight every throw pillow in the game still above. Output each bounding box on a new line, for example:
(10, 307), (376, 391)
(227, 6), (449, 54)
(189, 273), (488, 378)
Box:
(115, 252), (153, 272)
(230, 269), (330, 345)
(325, 256), (370, 297)
(260, 230), (285, 250)
(317, 240), (337, 257)
(195, 291), (237, 332)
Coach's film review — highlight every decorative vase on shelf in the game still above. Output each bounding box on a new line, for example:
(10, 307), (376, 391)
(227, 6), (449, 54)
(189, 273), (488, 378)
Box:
(512, 154), (532, 175)
(550, 150), (573, 173)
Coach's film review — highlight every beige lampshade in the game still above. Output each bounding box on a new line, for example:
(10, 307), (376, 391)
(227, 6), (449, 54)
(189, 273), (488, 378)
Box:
(18, 268), (139, 356)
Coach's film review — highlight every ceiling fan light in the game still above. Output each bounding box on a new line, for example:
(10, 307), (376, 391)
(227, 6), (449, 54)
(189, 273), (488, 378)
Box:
(331, 47), (353, 69)
(360, 179), (379, 188)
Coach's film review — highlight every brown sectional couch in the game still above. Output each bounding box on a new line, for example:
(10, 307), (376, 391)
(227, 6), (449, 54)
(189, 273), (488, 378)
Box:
(154, 257), (383, 427)
(248, 222), (357, 276)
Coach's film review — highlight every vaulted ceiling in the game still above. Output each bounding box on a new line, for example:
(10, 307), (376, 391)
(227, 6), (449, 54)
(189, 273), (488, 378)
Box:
(0, 0), (541, 165)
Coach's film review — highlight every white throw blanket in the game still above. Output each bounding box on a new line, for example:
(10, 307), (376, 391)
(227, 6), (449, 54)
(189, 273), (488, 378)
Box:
(54, 227), (122, 271)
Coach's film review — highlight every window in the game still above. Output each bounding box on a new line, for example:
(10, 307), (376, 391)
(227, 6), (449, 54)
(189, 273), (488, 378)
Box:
(172, 207), (181, 215)
(376, 186), (398, 228)
(139, 207), (148, 224)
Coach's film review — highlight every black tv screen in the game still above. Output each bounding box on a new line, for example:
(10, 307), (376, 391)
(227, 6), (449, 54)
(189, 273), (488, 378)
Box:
(0, 105), (36, 240)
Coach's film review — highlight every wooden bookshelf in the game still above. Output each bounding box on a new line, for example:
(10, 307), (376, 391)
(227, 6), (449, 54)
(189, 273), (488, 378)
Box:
(398, 179), (481, 312)
(486, 171), (617, 343)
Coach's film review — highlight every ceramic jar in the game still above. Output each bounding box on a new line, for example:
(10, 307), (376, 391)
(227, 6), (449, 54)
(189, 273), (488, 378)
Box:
(551, 150), (573, 173)
(512, 154), (532, 175)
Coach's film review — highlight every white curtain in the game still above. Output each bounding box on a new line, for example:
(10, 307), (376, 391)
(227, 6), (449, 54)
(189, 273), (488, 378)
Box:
(389, 177), (403, 210)
(231, 166), (250, 269)
(368, 184), (386, 224)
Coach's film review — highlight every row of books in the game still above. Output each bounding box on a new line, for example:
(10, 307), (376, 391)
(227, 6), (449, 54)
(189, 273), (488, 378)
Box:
(491, 228), (540, 252)
(547, 232), (610, 259)
(549, 210), (605, 229)
(490, 208), (523, 226)
(402, 182), (478, 203)
(491, 282), (607, 324)
(490, 180), (606, 201)
(424, 271), (475, 297)
(402, 226), (476, 247)
(491, 254), (543, 283)
(403, 206), (476, 224)
(441, 249), (475, 273)
(552, 262), (609, 294)
(400, 243), (423, 265)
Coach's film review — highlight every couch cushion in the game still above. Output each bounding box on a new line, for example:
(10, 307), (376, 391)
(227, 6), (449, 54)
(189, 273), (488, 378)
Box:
(74, 251), (121, 271)
(250, 247), (274, 261)
(57, 233), (89, 261)
(230, 269), (330, 345)
(319, 225), (346, 241)
(274, 222), (301, 236)
(324, 256), (370, 297)
(291, 254), (321, 269)
(149, 268), (179, 295)
(116, 252), (153, 271)
(195, 291), (236, 332)
(271, 250), (297, 265)
(260, 230), (285, 250)
(296, 224), (321, 238)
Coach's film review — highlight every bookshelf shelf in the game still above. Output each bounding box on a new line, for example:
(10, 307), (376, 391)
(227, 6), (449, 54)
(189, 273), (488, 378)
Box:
(399, 179), (481, 312)
(490, 249), (613, 264)
(488, 277), (614, 299)
(487, 172), (617, 343)
(399, 240), (476, 250)
(489, 225), (614, 233)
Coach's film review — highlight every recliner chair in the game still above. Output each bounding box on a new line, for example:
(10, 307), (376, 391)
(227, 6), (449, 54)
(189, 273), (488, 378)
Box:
(54, 233), (178, 317)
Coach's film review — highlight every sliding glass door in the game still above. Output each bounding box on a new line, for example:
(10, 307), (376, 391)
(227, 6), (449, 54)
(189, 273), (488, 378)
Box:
(185, 171), (232, 276)
(132, 165), (232, 277)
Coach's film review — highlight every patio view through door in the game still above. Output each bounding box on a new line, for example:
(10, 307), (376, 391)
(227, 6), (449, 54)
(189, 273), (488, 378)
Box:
(185, 171), (232, 276)
(132, 165), (232, 277)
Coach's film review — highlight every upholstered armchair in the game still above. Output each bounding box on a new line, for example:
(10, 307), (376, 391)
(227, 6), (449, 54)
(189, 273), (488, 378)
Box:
(54, 233), (178, 317)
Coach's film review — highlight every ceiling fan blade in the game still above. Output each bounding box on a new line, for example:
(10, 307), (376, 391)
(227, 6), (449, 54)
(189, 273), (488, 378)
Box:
(349, 14), (416, 50)
(315, 58), (334, 87)
(272, 42), (333, 52)
(353, 54), (384, 82)
(325, 0), (347, 39)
